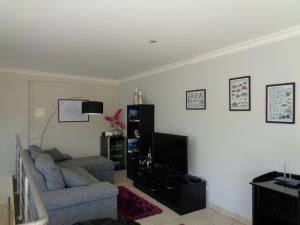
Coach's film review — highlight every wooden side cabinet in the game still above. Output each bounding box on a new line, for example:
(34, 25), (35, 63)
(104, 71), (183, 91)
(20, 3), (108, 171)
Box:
(251, 171), (300, 225)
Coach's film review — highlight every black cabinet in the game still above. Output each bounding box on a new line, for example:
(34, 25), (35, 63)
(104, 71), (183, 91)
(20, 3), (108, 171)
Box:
(126, 152), (139, 179)
(134, 175), (206, 215)
(251, 171), (300, 225)
(127, 104), (154, 180)
(101, 136), (125, 170)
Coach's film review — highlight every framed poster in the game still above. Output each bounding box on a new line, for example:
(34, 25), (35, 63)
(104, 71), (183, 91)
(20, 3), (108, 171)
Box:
(186, 89), (206, 110)
(266, 83), (295, 124)
(58, 99), (89, 122)
(229, 76), (251, 111)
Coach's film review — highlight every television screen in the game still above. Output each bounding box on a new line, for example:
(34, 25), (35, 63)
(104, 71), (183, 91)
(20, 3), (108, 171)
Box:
(152, 132), (188, 175)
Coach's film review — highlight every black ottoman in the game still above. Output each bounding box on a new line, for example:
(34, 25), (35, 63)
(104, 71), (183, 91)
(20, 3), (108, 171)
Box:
(73, 218), (140, 225)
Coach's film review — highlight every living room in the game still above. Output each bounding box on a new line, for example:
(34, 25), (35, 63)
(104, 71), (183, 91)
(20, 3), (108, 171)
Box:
(1, 1), (300, 225)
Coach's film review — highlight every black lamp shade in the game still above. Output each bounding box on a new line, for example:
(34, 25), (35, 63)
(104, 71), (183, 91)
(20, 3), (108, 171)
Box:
(82, 101), (103, 115)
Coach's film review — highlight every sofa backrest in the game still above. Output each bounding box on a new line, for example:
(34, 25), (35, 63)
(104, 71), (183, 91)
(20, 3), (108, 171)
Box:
(23, 150), (47, 192)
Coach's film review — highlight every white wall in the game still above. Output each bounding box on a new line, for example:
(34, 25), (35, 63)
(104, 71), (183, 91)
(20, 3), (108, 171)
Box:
(0, 74), (28, 204)
(120, 36), (300, 220)
(28, 80), (119, 157)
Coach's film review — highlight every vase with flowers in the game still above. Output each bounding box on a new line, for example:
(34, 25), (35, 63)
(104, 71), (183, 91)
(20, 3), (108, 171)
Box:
(104, 109), (126, 136)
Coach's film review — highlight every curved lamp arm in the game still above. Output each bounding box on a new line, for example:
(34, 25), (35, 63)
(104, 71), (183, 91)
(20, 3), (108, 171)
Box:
(39, 97), (85, 148)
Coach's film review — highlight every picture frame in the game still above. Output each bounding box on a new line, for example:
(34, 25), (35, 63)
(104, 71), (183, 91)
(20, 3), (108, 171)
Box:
(266, 83), (295, 124)
(128, 108), (139, 121)
(186, 89), (206, 110)
(229, 76), (251, 111)
(58, 99), (89, 122)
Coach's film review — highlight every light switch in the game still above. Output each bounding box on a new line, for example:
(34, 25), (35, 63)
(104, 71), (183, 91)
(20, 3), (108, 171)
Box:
(35, 108), (45, 118)
(29, 134), (37, 138)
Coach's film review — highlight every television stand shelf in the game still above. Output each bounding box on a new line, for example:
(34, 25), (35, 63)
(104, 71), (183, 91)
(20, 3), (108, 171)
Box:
(133, 174), (206, 215)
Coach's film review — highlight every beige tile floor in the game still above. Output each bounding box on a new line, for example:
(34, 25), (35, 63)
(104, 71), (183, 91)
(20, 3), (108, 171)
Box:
(0, 170), (245, 225)
(115, 170), (245, 225)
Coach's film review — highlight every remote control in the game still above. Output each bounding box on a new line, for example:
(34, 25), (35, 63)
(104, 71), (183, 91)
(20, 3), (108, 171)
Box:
(189, 175), (201, 182)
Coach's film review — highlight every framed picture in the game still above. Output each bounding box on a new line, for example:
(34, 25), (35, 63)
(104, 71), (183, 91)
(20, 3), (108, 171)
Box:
(58, 99), (89, 122)
(229, 76), (251, 111)
(266, 83), (295, 124)
(186, 89), (206, 110)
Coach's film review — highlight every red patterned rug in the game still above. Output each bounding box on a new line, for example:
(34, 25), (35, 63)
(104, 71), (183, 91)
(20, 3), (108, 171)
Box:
(117, 186), (163, 220)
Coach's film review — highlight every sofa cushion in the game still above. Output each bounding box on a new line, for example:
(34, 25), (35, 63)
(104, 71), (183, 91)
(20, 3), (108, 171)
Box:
(28, 145), (43, 161)
(42, 182), (119, 210)
(23, 150), (47, 192)
(63, 167), (99, 185)
(44, 148), (72, 162)
(35, 154), (65, 191)
(61, 167), (94, 188)
(57, 156), (114, 173)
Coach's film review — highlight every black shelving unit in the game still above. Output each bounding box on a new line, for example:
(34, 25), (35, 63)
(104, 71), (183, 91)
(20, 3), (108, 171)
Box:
(101, 136), (125, 170)
(127, 104), (154, 180)
(251, 171), (300, 225)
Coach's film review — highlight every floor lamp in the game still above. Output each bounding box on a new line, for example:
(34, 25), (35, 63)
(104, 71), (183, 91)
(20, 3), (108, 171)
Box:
(39, 98), (103, 148)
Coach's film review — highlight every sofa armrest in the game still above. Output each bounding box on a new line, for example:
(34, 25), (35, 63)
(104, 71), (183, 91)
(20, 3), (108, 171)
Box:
(42, 182), (118, 210)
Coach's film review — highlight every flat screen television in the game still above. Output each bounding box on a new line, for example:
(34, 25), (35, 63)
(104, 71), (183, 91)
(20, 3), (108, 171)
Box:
(152, 132), (188, 176)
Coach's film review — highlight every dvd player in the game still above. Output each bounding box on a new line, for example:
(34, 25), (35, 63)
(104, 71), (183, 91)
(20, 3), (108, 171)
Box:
(274, 176), (300, 188)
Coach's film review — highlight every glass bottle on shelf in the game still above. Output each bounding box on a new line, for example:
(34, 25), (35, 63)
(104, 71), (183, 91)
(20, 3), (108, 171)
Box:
(146, 148), (152, 174)
(138, 90), (143, 104)
(133, 88), (139, 105)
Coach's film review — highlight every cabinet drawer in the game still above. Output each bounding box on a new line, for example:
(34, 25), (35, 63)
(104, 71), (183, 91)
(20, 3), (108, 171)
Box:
(162, 185), (180, 205)
(258, 188), (297, 222)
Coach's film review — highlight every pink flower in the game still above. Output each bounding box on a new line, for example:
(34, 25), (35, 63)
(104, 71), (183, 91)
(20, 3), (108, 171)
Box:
(104, 116), (114, 122)
(113, 109), (122, 120)
(104, 108), (126, 130)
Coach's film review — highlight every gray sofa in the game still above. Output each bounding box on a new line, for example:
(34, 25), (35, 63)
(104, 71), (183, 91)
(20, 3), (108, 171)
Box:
(57, 156), (114, 183)
(25, 146), (118, 225)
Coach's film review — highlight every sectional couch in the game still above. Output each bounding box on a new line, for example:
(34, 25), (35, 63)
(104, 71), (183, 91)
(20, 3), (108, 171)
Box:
(25, 145), (118, 225)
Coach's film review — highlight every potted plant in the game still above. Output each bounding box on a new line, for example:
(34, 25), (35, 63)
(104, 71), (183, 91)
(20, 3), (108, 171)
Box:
(104, 109), (126, 136)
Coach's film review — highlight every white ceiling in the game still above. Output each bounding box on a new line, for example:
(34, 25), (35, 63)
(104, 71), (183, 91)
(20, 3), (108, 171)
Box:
(0, 0), (300, 80)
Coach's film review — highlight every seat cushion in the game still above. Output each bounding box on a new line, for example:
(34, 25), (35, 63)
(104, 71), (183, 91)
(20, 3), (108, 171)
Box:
(62, 167), (99, 187)
(57, 156), (114, 173)
(35, 154), (65, 191)
(61, 168), (90, 188)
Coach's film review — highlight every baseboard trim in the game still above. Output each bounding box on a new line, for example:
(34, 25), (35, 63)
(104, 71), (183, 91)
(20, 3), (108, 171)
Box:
(208, 202), (251, 225)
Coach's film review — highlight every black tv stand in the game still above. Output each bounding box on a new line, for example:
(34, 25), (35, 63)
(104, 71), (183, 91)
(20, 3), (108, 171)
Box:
(133, 174), (206, 215)
(166, 174), (179, 179)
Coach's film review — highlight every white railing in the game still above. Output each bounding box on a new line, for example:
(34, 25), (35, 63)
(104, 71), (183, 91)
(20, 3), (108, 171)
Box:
(15, 135), (49, 225)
